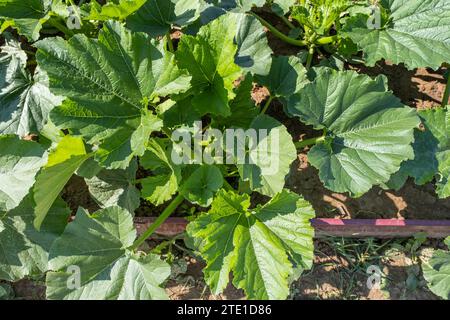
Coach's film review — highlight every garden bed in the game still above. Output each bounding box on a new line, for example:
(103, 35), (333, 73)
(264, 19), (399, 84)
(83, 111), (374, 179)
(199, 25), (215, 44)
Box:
(1, 0), (449, 301)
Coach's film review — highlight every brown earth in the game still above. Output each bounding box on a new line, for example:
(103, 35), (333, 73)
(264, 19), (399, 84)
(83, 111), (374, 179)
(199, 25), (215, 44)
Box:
(164, 238), (443, 300)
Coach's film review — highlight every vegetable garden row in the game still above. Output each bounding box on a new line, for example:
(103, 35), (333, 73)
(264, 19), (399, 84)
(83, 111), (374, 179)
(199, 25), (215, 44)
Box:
(0, 0), (449, 300)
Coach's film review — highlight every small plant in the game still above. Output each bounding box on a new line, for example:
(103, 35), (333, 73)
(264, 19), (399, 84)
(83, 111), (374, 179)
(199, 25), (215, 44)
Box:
(0, 0), (449, 300)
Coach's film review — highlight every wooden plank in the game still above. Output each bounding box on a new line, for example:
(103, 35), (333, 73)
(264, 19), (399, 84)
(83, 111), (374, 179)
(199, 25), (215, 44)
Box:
(312, 219), (450, 238)
(134, 217), (450, 239)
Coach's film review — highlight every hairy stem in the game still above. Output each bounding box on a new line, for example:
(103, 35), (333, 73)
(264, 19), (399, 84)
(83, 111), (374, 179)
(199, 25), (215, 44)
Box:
(442, 72), (450, 108)
(166, 31), (174, 53)
(261, 96), (274, 114)
(251, 13), (307, 47)
(130, 194), (184, 251)
(295, 135), (326, 149)
(306, 47), (315, 69)
(280, 15), (296, 30)
(251, 13), (338, 47)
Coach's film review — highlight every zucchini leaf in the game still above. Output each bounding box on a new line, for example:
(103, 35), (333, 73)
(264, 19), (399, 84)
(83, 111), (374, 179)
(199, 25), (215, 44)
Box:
(126, 0), (203, 37)
(236, 115), (297, 197)
(88, 0), (147, 20)
(33, 135), (90, 229)
(342, 0), (450, 70)
(288, 69), (419, 196)
(255, 55), (309, 99)
(0, 0), (53, 41)
(180, 165), (224, 207)
(36, 21), (190, 169)
(423, 237), (450, 300)
(187, 189), (315, 300)
(0, 194), (69, 281)
(234, 12), (273, 76)
(0, 36), (62, 137)
(212, 75), (259, 129)
(46, 206), (170, 300)
(176, 13), (242, 117)
(85, 159), (140, 213)
(140, 139), (181, 206)
(388, 107), (450, 198)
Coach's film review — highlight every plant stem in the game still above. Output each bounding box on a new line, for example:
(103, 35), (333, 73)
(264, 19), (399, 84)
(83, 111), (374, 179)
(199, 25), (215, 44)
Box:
(316, 35), (338, 45)
(48, 19), (74, 37)
(130, 194), (184, 251)
(223, 179), (235, 191)
(251, 13), (307, 47)
(280, 15), (296, 29)
(251, 13), (338, 47)
(166, 31), (174, 53)
(261, 96), (274, 114)
(442, 72), (450, 108)
(134, 178), (145, 184)
(295, 135), (326, 149)
(306, 47), (314, 70)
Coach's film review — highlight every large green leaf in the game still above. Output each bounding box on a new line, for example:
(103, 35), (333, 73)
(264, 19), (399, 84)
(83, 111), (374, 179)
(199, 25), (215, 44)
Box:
(0, 38), (63, 136)
(212, 75), (259, 129)
(0, 0), (52, 41)
(176, 13), (242, 117)
(255, 55), (308, 98)
(85, 159), (140, 213)
(158, 97), (202, 128)
(0, 195), (69, 281)
(140, 139), (181, 206)
(342, 0), (450, 70)
(269, 0), (295, 15)
(187, 189), (315, 300)
(234, 13), (273, 76)
(88, 0), (146, 20)
(236, 115), (297, 197)
(36, 21), (190, 169)
(33, 135), (90, 230)
(386, 107), (450, 198)
(423, 237), (450, 300)
(46, 206), (170, 300)
(185, 8), (272, 75)
(0, 135), (47, 212)
(180, 165), (223, 207)
(288, 69), (419, 196)
(126, 0), (203, 37)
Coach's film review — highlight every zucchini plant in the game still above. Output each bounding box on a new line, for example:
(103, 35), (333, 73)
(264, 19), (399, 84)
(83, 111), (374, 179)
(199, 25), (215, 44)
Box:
(0, 0), (449, 300)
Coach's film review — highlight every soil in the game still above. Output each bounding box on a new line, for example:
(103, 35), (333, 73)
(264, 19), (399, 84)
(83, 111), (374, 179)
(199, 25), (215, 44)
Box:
(164, 238), (443, 300)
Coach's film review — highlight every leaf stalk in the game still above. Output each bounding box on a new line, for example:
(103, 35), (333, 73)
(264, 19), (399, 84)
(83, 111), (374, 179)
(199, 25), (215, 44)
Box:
(48, 19), (74, 37)
(166, 31), (174, 53)
(295, 135), (326, 149)
(251, 13), (338, 48)
(130, 193), (184, 251)
(442, 71), (450, 108)
(280, 15), (296, 30)
(261, 96), (274, 114)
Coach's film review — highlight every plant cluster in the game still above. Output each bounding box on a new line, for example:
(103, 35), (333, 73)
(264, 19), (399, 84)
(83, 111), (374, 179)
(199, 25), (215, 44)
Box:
(0, 0), (449, 300)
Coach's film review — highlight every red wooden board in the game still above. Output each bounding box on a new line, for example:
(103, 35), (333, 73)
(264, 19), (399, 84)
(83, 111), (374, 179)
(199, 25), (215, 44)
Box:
(134, 217), (450, 239)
